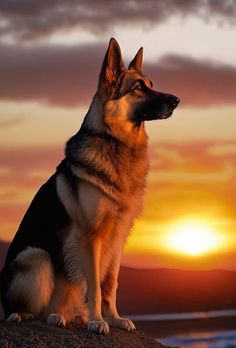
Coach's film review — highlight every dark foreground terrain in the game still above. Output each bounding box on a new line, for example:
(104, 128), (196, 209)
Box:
(0, 320), (175, 348)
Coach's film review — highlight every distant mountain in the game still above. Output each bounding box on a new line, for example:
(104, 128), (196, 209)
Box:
(117, 267), (236, 315)
(0, 241), (9, 319)
(1, 240), (236, 317)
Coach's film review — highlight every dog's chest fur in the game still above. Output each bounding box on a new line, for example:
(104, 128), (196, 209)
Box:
(65, 128), (149, 202)
(58, 130), (149, 282)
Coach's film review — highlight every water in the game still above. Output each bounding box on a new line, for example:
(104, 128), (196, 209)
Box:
(159, 330), (236, 348)
(128, 310), (236, 348)
(129, 309), (236, 322)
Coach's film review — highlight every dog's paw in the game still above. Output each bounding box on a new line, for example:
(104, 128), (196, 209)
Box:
(21, 313), (34, 321)
(109, 317), (136, 331)
(47, 313), (66, 328)
(88, 320), (109, 334)
(6, 313), (22, 323)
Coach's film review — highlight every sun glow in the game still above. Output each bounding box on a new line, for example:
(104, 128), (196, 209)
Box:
(164, 220), (222, 256)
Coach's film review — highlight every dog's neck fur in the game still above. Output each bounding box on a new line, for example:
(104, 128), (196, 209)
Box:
(64, 95), (149, 203)
(82, 94), (148, 149)
(82, 95), (105, 135)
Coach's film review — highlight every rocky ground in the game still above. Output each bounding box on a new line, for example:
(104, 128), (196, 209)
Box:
(0, 320), (176, 348)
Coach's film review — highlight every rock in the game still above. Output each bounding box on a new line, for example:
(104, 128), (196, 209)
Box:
(0, 320), (175, 348)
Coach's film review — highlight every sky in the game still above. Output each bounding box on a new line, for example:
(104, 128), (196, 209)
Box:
(0, 0), (236, 270)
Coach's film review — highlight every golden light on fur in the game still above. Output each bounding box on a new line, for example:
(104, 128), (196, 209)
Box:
(163, 220), (224, 256)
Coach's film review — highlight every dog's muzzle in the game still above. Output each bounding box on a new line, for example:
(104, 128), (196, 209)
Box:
(166, 95), (180, 109)
(135, 92), (180, 122)
(158, 94), (180, 119)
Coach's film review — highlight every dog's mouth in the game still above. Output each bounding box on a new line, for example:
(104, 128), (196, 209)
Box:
(141, 109), (174, 121)
(156, 110), (173, 119)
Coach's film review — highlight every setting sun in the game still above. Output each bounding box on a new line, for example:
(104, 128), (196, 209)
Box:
(163, 220), (222, 256)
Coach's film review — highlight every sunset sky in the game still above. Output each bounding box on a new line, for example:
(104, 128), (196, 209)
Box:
(0, 1), (236, 270)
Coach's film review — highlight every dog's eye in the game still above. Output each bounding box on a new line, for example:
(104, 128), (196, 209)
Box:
(131, 80), (145, 94)
(134, 83), (142, 91)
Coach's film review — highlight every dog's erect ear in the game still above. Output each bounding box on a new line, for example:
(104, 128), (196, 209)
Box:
(98, 38), (125, 96)
(128, 47), (143, 70)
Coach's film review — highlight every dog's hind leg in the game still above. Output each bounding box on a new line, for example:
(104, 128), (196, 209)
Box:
(44, 277), (88, 328)
(5, 247), (55, 322)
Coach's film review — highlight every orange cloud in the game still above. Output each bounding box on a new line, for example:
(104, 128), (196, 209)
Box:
(0, 140), (236, 272)
(0, 145), (62, 189)
(0, 116), (27, 129)
(144, 140), (236, 226)
(0, 145), (63, 241)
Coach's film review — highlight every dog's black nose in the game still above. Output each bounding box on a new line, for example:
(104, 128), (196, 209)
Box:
(166, 95), (180, 108)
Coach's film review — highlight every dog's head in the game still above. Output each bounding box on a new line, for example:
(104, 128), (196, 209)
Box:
(97, 38), (180, 126)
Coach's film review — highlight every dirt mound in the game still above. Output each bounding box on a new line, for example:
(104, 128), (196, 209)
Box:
(0, 320), (174, 348)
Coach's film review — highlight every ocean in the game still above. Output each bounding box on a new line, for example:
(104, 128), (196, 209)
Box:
(129, 310), (236, 348)
(160, 330), (236, 348)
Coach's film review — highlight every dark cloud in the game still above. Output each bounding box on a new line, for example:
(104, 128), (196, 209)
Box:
(0, 43), (236, 108)
(146, 55), (236, 107)
(0, 0), (235, 42)
(0, 43), (103, 107)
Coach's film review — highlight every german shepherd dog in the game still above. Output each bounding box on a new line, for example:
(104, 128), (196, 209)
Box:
(0, 38), (179, 334)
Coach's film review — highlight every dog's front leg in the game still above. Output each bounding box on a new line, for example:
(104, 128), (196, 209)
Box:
(102, 250), (135, 331)
(82, 237), (109, 334)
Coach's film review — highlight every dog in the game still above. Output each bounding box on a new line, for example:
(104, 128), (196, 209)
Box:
(0, 38), (179, 334)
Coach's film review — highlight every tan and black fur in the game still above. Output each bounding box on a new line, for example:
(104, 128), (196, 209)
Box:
(0, 38), (179, 334)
